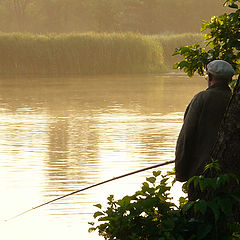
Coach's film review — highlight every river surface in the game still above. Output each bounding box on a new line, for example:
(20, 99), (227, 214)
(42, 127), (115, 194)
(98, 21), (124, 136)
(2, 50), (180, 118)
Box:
(0, 74), (206, 240)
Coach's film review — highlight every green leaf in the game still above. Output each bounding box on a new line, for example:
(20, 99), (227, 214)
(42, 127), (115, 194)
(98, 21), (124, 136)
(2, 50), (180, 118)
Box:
(94, 204), (102, 209)
(201, 21), (209, 32)
(94, 211), (104, 218)
(204, 160), (221, 173)
(135, 190), (144, 196)
(229, 173), (239, 184)
(178, 61), (188, 69)
(198, 176), (207, 192)
(117, 196), (131, 206)
(216, 174), (230, 187)
(153, 170), (161, 177)
(207, 41), (215, 48)
(229, 3), (238, 8)
(98, 216), (110, 222)
(172, 49), (180, 56)
(187, 176), (198, 189)
(107, 195), (114, 202)
(146, 177), (156, 184)
(205, 178), (217, 191)
(182, 182), (188, 194)
(167, 169), (175, 176)
(173, 62), (180, 69)
(208, 200), (220, 222)
(218, 198), (232, 217)
(143, 181), (150, 188)
(182, 201), (194, 213)
(197, 224), (212, 240)
(179, 197), (188, 207)
(88, 227), (96, 233)
(179, 46), (191, 54)
(194, 200), (207, 215)
(143, 198), (156, 209)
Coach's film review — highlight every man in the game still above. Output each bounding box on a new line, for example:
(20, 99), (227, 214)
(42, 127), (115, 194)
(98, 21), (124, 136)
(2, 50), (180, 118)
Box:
(175, 60), (234, 183)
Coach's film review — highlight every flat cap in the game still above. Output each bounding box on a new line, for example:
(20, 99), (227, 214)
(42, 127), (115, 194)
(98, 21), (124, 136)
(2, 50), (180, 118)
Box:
(207, 60), (235, 79)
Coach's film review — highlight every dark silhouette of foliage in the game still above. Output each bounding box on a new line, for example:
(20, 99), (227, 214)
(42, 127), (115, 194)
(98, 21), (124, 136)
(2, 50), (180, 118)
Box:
(89, 163), (240, 239)
(173, 0), (240, 77)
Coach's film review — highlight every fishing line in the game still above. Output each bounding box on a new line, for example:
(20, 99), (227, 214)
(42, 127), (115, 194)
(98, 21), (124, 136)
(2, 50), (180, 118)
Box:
(4, 160), (174, 222)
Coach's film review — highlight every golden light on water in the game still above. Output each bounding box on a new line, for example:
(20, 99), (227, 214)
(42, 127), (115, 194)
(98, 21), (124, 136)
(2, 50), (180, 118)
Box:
(0, 75), (206, 240)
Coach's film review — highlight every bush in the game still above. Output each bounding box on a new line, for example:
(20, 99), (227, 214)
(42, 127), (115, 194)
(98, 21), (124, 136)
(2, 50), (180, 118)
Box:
(89, 161), (240, 240)
(173, 0), (240, 77)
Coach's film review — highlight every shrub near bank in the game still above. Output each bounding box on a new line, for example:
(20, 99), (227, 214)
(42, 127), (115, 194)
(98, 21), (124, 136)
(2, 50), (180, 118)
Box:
(89, 162), (240, 240)
(0, 32), (164, 76)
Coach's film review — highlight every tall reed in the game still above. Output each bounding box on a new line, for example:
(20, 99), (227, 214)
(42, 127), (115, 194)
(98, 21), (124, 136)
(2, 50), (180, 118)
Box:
(152, 33), (204, 68)
(0, 32), (164, 76)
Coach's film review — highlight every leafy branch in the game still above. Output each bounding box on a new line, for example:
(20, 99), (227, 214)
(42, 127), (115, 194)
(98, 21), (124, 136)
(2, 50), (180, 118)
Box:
(89, 162), (240, 239)
(173, 0), (240, 77)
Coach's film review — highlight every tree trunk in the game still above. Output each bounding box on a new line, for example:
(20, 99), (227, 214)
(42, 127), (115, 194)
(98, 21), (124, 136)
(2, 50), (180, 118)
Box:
(188, 76), (240, 202)
(211, 75), (240, 179)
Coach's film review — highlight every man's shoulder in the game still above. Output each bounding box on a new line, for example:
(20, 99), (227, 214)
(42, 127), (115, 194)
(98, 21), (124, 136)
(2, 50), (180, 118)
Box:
(192, 90), (208, 102)
(189, 89), (214, 107)
(191, 86), (231, 106)
(193, 86), (228, 99)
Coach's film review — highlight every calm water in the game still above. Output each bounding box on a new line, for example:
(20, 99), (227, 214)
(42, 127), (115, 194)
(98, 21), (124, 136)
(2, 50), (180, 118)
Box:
(0, 74), (206, 240)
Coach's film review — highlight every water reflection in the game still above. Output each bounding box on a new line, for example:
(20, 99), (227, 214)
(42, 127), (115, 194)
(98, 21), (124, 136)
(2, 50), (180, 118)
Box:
(0, 74), (206, 240)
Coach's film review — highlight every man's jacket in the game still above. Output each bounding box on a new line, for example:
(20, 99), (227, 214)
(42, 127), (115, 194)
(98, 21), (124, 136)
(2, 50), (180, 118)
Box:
(175, 82), (232, 182)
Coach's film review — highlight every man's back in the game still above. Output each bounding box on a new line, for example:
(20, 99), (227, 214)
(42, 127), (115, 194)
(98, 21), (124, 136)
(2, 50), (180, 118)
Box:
(175, 82), (232, 182)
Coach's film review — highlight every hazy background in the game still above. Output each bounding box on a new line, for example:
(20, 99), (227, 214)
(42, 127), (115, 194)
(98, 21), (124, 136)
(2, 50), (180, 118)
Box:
(0, 1), (223, 239)
(0, 0), (227, 34)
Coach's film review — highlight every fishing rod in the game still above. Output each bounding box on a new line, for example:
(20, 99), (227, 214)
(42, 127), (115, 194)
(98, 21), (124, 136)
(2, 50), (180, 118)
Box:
(4, 160), (174, 222)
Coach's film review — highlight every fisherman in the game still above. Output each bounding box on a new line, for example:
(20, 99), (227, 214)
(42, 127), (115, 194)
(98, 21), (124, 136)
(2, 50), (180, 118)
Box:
(175, 60), (234, 193)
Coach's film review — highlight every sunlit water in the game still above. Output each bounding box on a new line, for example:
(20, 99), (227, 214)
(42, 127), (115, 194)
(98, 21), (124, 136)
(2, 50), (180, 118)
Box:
(0, 74), (206, 240)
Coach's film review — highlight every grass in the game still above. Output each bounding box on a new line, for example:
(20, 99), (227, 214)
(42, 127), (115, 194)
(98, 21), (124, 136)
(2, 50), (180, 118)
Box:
(0, 32), (204, 76)
(152, 33), (204, 68)
(0, 32), (164, 76)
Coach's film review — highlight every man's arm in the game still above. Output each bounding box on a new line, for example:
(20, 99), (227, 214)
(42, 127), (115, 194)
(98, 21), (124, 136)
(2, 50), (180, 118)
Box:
(175, 93), (203, 181)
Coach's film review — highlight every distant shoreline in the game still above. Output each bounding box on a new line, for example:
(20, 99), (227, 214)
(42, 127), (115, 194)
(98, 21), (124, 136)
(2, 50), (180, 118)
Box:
(0, 32), (204, 77)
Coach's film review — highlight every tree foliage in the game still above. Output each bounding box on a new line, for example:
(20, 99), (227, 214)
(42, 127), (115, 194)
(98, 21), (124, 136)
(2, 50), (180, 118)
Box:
(89, 163), (240, 239)
(173, 0), (240, 77)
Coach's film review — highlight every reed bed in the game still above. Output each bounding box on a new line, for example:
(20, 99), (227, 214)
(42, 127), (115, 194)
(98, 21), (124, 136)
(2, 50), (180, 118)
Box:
(151, 33), (205, 67)
(0, 32), (164, 76)
(0, 32), (204, 76)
